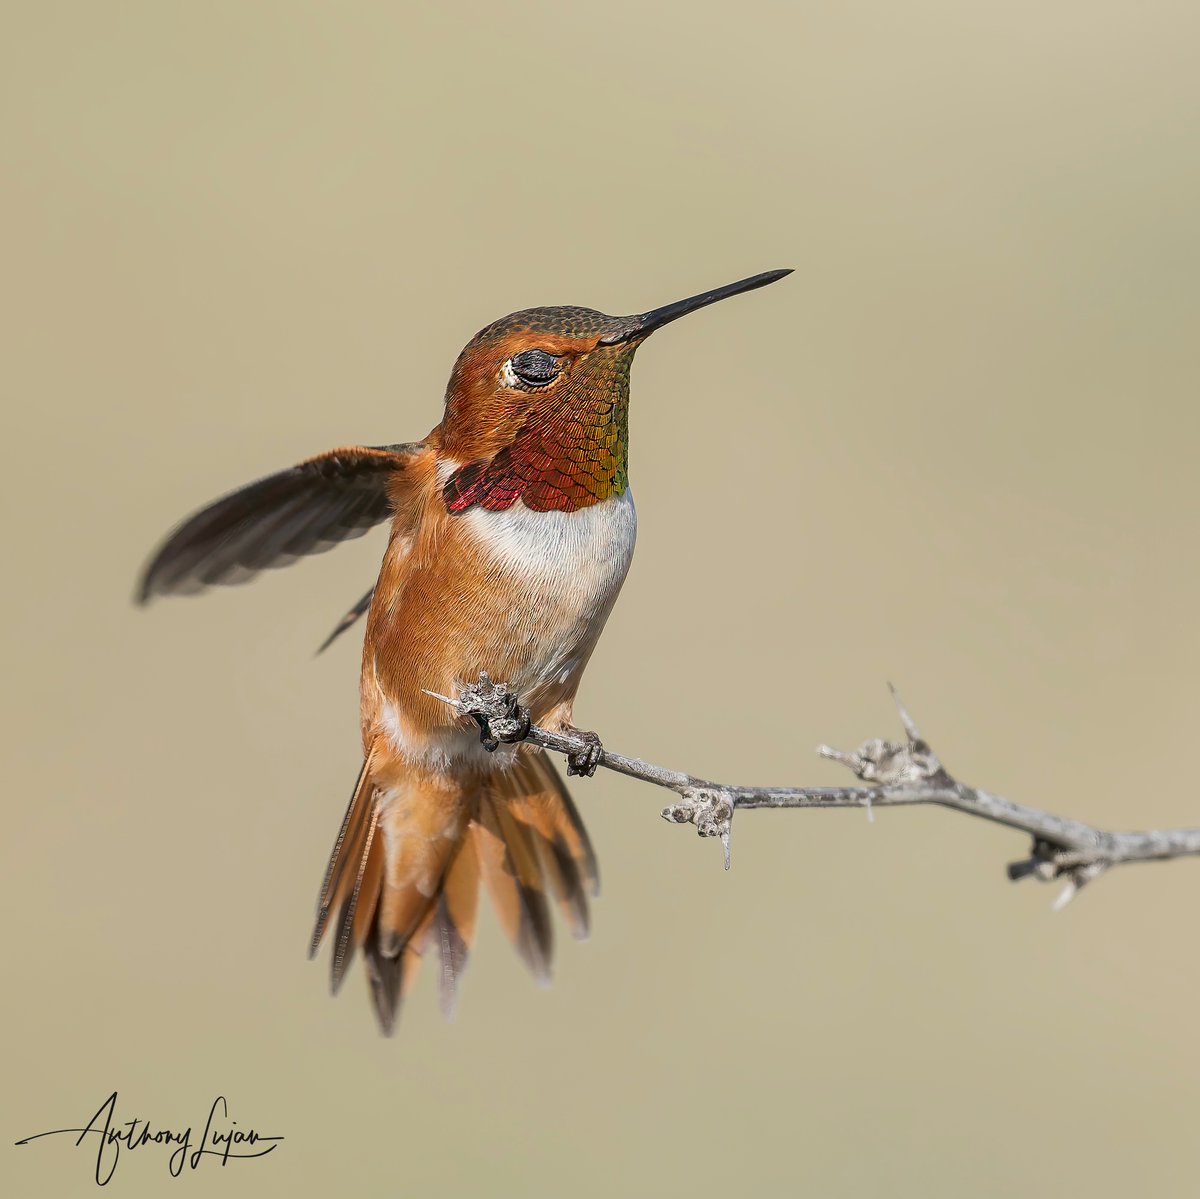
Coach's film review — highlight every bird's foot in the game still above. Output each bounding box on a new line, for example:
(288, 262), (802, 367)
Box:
(461, 674), (531, 751)
(564, 729), (604, 777)
(472, 702), (531, 752)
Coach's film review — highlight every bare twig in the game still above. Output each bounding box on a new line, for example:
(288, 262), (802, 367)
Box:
(427, 675), (1200, 904)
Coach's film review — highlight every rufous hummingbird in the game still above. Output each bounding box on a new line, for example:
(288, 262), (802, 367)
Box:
(138, 268), (792, 1033)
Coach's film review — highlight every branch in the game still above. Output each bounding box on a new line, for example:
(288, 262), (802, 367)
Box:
(428, 675), (1200, 907)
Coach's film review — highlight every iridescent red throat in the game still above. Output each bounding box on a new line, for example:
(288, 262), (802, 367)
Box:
(443, 367), (631, 515)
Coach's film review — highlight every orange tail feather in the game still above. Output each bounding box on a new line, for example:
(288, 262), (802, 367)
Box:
(310, 747), (598, 1034)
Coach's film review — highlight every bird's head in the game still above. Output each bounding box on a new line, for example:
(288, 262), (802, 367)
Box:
(438, 269), (792, 514)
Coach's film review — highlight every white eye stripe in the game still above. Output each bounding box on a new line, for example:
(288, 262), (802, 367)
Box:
(499, 358), (520, 388)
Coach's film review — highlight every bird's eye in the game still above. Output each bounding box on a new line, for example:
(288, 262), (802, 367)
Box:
(506, 349), (560, 388)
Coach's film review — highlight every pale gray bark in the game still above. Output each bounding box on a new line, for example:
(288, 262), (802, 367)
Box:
(428, 675), (1200, 907)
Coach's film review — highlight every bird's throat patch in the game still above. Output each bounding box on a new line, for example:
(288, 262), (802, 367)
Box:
(443, 402), (629, 515)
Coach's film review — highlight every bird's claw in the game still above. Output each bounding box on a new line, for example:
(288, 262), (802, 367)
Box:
(472, 713), (500, 752)
(566, 730), (603, 777)
(471, 686), (531, 752)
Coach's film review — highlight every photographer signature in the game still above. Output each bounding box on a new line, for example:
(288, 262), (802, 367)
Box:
(15, 1091), (283, 1185)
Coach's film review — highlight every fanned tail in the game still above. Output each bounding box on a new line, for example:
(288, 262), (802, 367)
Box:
(310, 748), (598, 1035)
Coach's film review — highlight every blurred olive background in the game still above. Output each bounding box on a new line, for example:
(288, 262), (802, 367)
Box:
(4, 2), (1199, 1196)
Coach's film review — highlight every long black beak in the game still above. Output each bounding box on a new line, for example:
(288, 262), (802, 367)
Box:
(598, 268), (793, 345)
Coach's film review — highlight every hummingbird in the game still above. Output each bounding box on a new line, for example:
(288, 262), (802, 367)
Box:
(138, 268), (792, 1034)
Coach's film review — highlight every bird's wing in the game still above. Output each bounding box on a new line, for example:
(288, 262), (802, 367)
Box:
(138, 442), (427, 602)
(317, 586), (376, 655)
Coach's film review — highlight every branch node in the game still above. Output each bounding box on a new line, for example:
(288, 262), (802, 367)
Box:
(1006, 839), (1113, 908)
(1008, 838), (1068, 882)
(432, 672), (532, 749)
(661, 788), (735, 870)
(818, 687), (946, 788)
(821, 735), (943, 788)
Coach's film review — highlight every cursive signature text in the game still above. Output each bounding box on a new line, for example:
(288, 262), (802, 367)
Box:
(15, 1091), (283, 1185)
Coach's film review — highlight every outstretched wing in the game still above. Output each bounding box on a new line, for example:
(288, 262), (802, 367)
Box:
(138, 442), (425, 603)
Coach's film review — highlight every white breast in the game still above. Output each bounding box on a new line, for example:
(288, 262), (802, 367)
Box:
(458, 488), (637, 590)
(458, 487), (638, 693)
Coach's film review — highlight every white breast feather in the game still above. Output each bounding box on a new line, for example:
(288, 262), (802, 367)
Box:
(459, 488), (637, 696)
(458, 488), (637, 593)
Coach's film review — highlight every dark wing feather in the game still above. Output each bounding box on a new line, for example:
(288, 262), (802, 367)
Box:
(137, 442), (424, 603)
(316, 586), (376, 655)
